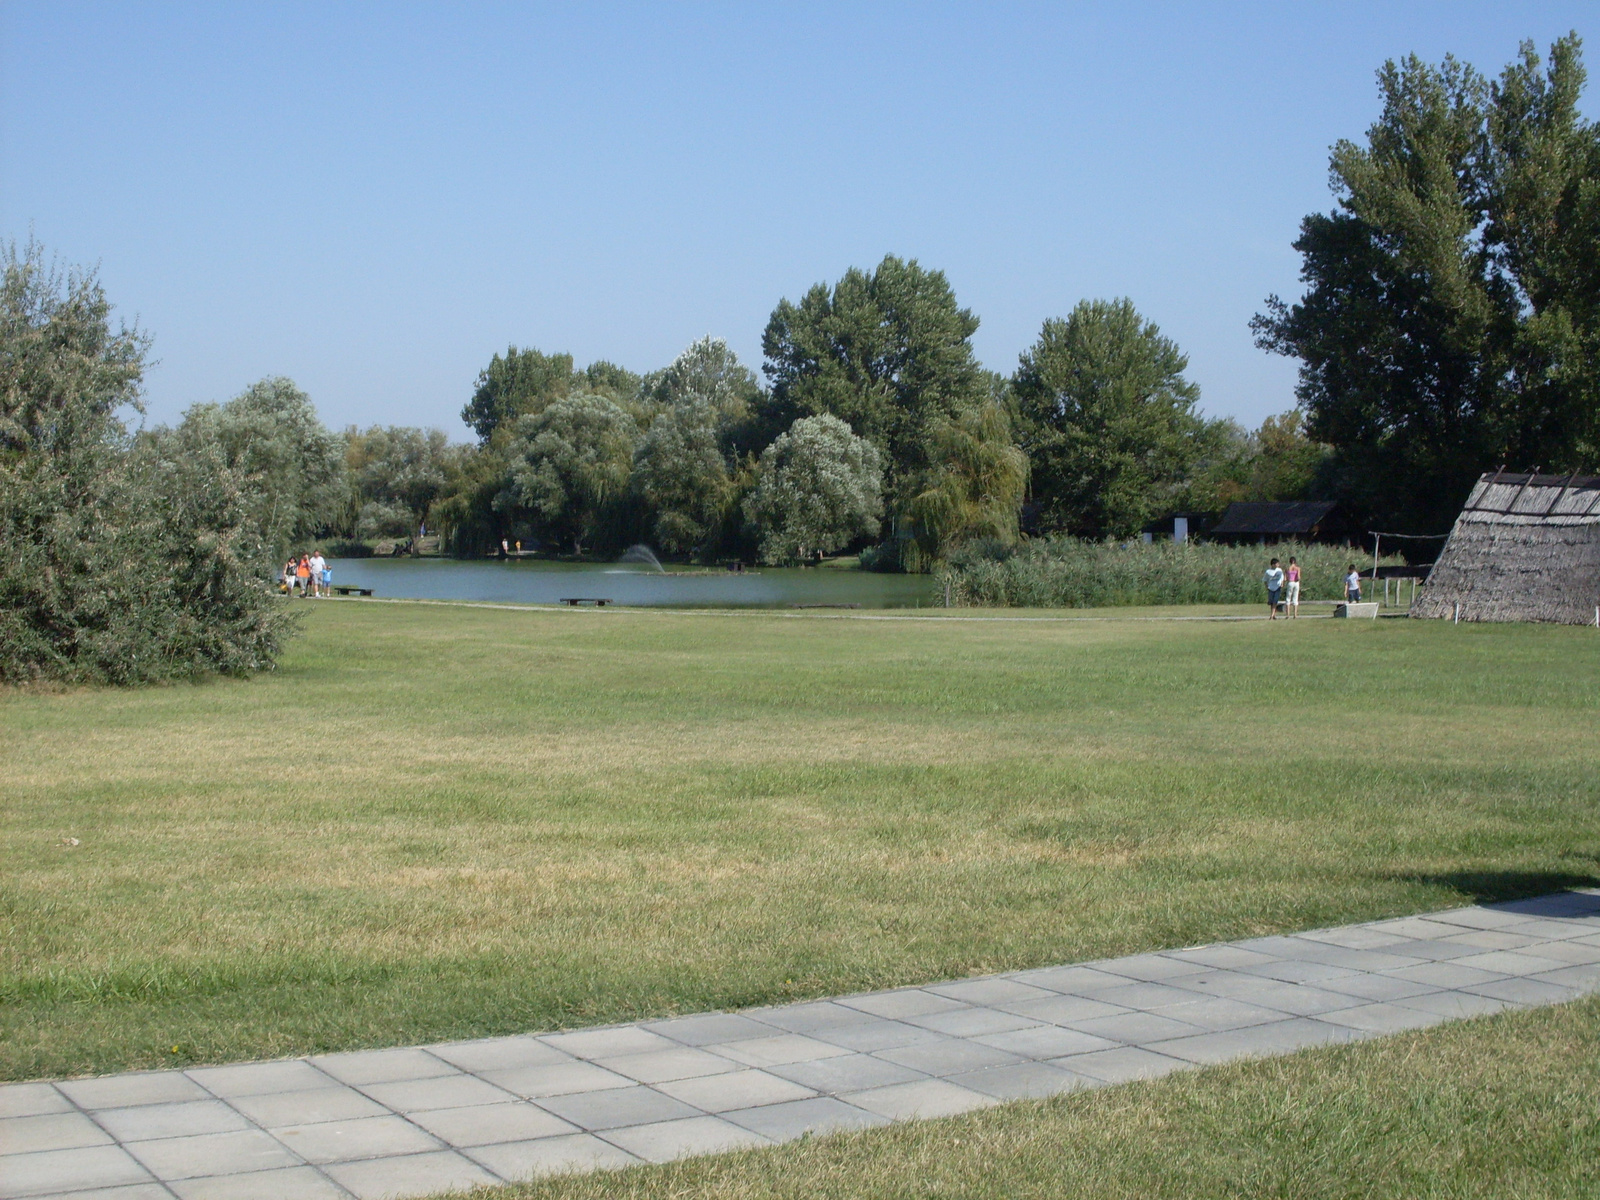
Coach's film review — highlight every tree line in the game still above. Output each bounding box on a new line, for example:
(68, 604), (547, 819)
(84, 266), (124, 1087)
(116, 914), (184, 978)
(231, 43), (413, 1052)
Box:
(338, 269), (1330, 571)
(100, 257), (1329, 576)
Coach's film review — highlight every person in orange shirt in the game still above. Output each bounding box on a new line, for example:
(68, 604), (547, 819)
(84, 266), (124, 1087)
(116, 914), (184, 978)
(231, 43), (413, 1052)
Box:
(296, 555), (311, 597)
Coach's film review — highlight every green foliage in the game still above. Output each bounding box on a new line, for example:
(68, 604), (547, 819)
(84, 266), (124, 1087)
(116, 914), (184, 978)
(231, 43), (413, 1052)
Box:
(937, 538), (1398, 608)
(1013, 298), (1213, 538)
(903, 401), (1029, 558)
(156, 377), (346, 560)
(430, 442), (511, 557)
(343, 425), (452, 540)
(761, 256), (988, 506)
(1255, 35), (1600, 534)
(1185, 411), (1335, 512)
(461, 346), (575, 443)
(576, 359), (642, 405)
(505, 393), (639, 553)
(743, 415), (883, 564)
(0, 242), (291, 684)
(633, 410), (731, 556)
(463, 349), (648, 445)
(633, 338), (763, 557)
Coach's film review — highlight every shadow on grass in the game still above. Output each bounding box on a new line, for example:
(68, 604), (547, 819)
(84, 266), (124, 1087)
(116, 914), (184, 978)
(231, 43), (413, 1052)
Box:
(1387, 867), (1600, 909)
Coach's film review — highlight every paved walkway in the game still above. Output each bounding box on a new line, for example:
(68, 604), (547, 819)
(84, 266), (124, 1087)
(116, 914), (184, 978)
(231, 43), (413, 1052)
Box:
(5, 891), (1599, 1200)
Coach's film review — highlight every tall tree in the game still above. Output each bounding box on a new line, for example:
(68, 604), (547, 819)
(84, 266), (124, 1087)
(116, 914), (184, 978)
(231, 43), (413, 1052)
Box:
(761, 256), (987, 507)
(1013, 299), (1209, 537)
(632, 411), (731, 556)
(1254, 35), (1600, 533)
(462, 346), (575, 443)
(631, 337), (765, 556)
(503, 394), (638, 554)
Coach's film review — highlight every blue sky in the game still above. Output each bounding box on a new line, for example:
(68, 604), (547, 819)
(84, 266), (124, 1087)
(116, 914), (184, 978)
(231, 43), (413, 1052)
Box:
(2, 2), (1594, 437)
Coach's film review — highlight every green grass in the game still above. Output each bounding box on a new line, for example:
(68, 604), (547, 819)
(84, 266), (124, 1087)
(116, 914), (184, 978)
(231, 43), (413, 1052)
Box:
(3, 602), (1598, 1080)
(477, 996), (1600, 1200)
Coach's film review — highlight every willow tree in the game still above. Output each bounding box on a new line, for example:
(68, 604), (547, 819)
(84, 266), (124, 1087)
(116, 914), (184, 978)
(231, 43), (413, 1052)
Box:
(504, 393), (638, 554)
(903, 402), (1029, 558)
(743, 415), (883, 565)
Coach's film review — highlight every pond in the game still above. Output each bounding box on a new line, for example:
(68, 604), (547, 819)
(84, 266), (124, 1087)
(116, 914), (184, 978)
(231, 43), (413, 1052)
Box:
(325, 557), (937, 609)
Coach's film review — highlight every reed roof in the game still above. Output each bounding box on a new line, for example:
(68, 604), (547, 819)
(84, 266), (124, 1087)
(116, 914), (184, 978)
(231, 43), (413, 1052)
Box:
(1411, 472), (1600, 625)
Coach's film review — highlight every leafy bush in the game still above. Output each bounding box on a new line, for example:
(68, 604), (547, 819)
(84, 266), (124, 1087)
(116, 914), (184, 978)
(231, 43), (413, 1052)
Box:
(0, 243), (293, 685)
(743, 415), (883, 565)
(935, 537), (1399, 608)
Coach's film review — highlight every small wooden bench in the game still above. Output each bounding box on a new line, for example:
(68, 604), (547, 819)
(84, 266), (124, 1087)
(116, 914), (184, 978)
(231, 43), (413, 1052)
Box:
(330, 585), (375, 597)
(559, 598), (612, 607)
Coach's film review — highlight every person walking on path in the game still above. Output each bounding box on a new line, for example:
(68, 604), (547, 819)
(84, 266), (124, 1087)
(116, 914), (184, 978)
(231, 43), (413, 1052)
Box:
(308, 550), (327, 598)
(1345, 563), (1363, 603)
(282, 558), (297, 595)
(1285, 556), (1302, 619)
(1263, 557), (1285, 619)
(296, 555), (311, 597)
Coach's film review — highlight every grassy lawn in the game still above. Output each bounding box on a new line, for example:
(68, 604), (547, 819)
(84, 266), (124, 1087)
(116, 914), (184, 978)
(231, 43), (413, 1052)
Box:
(478, 996), (1600, 1200)
(3, 601), (1598, 1080)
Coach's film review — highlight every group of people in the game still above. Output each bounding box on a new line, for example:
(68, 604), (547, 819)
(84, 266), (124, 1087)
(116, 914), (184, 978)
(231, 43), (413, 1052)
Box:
(1262, 557), (1365, 619)
(283, 551), (330, 597)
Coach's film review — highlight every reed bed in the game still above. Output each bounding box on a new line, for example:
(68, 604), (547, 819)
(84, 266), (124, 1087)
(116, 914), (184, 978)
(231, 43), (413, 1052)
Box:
(937, 539), (1399, 608)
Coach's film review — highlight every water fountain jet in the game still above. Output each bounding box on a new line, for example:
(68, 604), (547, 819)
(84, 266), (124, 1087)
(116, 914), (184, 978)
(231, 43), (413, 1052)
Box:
(619, 544), (667, 573)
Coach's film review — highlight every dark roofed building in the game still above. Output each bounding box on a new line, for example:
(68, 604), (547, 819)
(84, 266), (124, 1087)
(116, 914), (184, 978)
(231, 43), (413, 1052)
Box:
(1208, 501), (1344, 544)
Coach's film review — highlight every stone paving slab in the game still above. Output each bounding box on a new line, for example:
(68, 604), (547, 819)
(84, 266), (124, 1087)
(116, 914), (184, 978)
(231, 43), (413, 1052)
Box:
(4, 890), (1597, 1200)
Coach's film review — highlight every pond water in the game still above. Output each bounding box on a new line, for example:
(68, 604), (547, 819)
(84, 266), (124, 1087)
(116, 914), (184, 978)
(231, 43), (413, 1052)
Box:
(326, 557), (937, 609)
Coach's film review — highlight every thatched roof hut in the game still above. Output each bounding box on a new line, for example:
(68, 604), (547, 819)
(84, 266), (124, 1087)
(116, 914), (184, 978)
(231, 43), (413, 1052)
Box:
(1412, 471), (1600, 624)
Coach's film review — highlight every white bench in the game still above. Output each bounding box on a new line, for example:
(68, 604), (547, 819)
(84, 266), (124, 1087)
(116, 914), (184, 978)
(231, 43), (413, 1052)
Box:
(1334, 601), (1380, 619)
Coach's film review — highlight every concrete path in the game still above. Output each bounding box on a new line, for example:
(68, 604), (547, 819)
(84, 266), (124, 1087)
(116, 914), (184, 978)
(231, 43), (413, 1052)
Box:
(5, 891), (1599, 1200)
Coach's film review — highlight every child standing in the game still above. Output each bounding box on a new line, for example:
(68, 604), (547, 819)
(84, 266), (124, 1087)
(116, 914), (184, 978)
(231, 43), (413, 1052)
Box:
(1263, 557), (1285, 620)
(1345, 564), (1362, 603)
(1285, 556), (1301, 619)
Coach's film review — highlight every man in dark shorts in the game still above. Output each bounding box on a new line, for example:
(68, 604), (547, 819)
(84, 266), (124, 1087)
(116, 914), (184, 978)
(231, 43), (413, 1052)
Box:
(1263, 557), (1285, 620)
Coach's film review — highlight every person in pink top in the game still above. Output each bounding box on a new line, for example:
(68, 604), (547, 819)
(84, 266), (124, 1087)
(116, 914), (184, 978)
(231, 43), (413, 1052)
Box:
(1285, 556), (1302, 619)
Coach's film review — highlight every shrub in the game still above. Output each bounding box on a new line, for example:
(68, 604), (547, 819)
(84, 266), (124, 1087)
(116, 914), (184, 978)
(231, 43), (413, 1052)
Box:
(935, 537), (1399, 608)
(0, 243), (293, 685)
